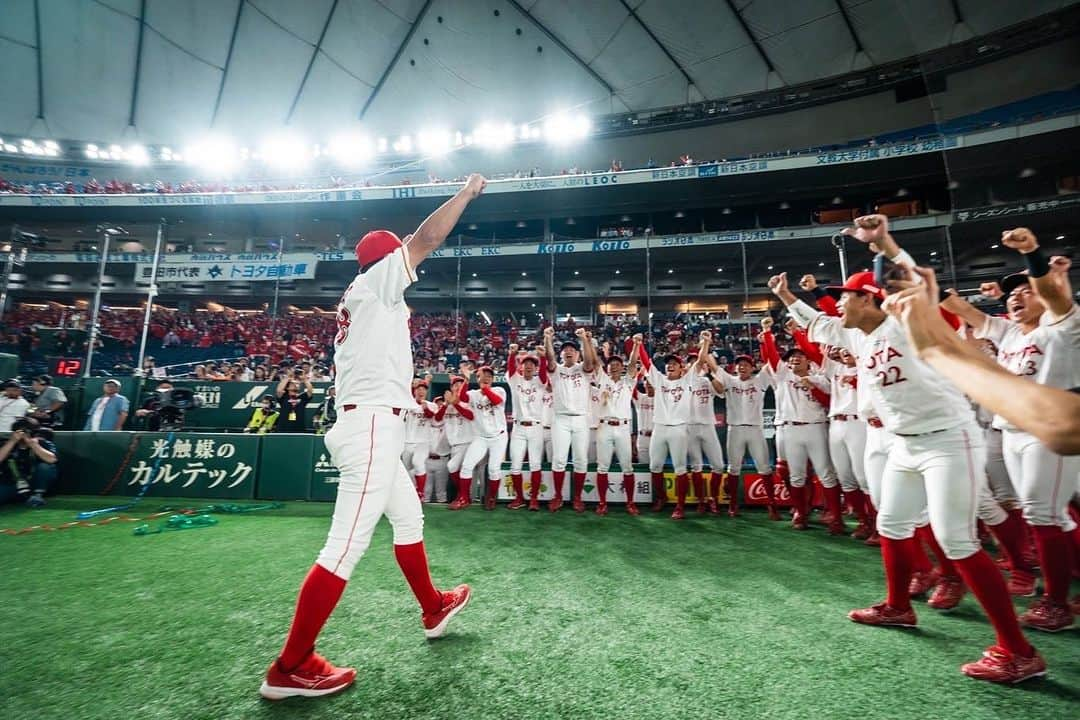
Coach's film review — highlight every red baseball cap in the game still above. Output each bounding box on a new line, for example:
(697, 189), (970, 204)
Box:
(825, 271), (884, 300)
(355, 230), (402, 270)
(734, 354), (754, 365)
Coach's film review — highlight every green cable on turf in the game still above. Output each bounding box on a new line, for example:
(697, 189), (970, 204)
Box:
(156, 502), (285, 515)
(133, 514), (218, 536)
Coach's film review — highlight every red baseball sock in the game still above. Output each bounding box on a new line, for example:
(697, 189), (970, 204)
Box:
(414, 474), (427, 498)
(725, 473), (738, 503)
(988, 510), (1034, 574)
(596, 472), (609, 501)
(278, 563), (347, 670)
(953, 550), (1034, 657)
(847, 489), (870, 524)
(675, 474), (689, 508)
(692, 472), (704, 502)
(450, 471), (462, 502)
(458, 476), (472, 503)
(789, 485), (806, 517)
(776, 460), (790, 486)
(394, 541), (443, 615)
(511, 473), (524, 501)
(553, 471), (565, 498)
(622, 474), (635, 501)
(864, 494), (878, 524)
(880, 537), (914, 611)
(572, 472), (586, 502)
(527, 472), (539, 501)
(823, 485), (843, 522)
(1031, 524), (1073, 605)
(651, 472), (665, 498)
(486, 480), (500, 503)
(764, 471), (778, 503)
(709, 472), (723, 501)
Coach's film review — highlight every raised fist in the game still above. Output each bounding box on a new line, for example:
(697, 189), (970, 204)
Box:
(767, 272), (788, 296)
(760, 317), (774, 330)
(575, 328), (587, 339)
(784, 318), (798, 334)
(700, 330), (712, 344)
(508, 343), (519, 353)
(799, 274), (817, 291)
(543, 326), (555, 339)
(1001, 228), (1038, 254)
(851, 214), (889, 250)
(463, 173), (487, 200)
(979, 281), (1003, 300)
(632, 333), (643, 344)
(1050, 255), (1071, 273)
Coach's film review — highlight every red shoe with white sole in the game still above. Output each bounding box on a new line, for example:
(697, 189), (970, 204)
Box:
(847, 602), (917, 628)
(422, 584), (472, 639)
(960, 645), (1047, 684)
(259, 652), (356, 701)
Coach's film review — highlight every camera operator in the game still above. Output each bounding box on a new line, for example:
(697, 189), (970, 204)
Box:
(30, 375), (67, 428)
(244, 395), (279, 434)
(0, 417), (58, 508)
(275, 371), (314, 433)
(313, 386), (337, 435)
(0, 380), (31, 432)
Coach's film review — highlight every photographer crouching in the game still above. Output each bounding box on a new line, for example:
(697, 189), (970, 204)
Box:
(0, 417), (58, 508)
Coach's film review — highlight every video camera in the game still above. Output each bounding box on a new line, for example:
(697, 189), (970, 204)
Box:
(142, 387), (203, 431)
(10, 416), (54, 441)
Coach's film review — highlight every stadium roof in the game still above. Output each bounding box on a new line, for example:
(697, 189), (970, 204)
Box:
(0, 0), (1074, 146)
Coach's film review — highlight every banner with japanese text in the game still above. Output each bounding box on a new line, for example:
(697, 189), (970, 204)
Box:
(134, 253), (319, 282)
(123, 433), (258, 499)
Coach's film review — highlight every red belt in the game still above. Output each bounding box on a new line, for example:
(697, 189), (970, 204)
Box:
(342, 405), (403, 416)
(832, 414), (857, 421)
(867, 417), (883, 429)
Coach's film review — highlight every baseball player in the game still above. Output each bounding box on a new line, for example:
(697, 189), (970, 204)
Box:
(822, 347), (873, 538)
(686, 331), (727, 515)
(633, 376), (655, 466)
(260, 174), (485, 700)
(457, 365), (509, 511)
(543, 326), (598, 513)
(541, 380), (554, 468)
(759, 327), (839, 532)
(587, 368), (602, 466)
(402, 377), (437, 501)
(771, 213), (1044, 684)
(424, 397), (450, 503)
(635, 333), (697, 519)
(942, 229), (1079, 632)
(594, 350), (641, 515)
(441, 376), (478, 510)
(505, 344), (549, 510)
(699, 350), (776, 519)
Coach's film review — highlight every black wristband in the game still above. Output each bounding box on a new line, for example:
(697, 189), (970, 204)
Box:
(810, 287), (827, 299)
(1023, 247), (1050, 278)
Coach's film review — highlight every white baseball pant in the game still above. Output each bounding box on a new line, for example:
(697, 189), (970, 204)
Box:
(774, 425), (788, 463)
(687, 423), (726, 473)
(863, 424), (894, 509)
(316, 407), (422, 581)
(461, 432), (508, 482)
(828, 419), (867, 493)
(543, 427), (553, 465)
(401, 441), (429, 478)
(984, 427), (1018, 507)
(877, 423), (989, 559)
(510, 422), (545, 473)
(1002, 428), (1079, 531)
(649, 424), (688, 475)
(588, 427), (598, 464)
(726, 426), (772, 475)
(551, 414), (590, 472)
(783, 424), (837, 488)
(636, 431), (651, 466)
(447, 442), (470, 474)
(424, 453), (449, 502)
(596, 421), (633, 474)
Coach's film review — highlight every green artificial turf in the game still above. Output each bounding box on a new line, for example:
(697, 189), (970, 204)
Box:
(1, 496), (1077, 720)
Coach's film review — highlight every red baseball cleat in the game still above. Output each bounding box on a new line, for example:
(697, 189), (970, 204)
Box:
(908, 569), (939, 597)
(1070, 594), (1080, 615)
(727, 502), (739, 518)
(1019, 598), (1074, 633)
(447, 498), (464, 511)
(259, 652), (356, 701)
(696, 499), (707, 515)
(528, 498), (540, 511)
(851, 522), (872, 540)
(626, 502), (640, 516)
(864, 531), (881, 547)
(767, 505), (781, 521)
(1006, 571), (1037, 597)
(847, 602), (917, 628)
(791, 512), (808, 531)
(928, 575), (966, 610)
(651, 497), (667, 512)
(671, 506), (685, 520)
(572, 498), (586, 513)
(548, 497), (563, 513)
(483, 496), (496, 511)
(507, 498), (526, 510)
(595, 501), (608, 516)
(707, 498), (719, 515)
(422, 584), (472, 639)
(827, 519), (846, 536)
(960, 646), (1047, 684)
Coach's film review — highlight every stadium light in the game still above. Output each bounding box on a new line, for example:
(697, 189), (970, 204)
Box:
(4, 144), (17, 153)
(127, 145), (149, 165)
(85, 143), (98, 159)
(417, 129), (451, 156)
(328, 133), (373, 167)
(543, 113), (590, 143)
(184, 137), (240, 174)
(473, 122), (515, 149)
(377, 137), (388, 153)
(260, 133), (310, 170)
(392, 135), (413, 154)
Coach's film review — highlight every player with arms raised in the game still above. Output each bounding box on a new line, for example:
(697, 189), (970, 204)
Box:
(260, 174), (487, 701)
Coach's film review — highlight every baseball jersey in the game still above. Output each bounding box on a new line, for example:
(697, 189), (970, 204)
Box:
(443, 403), (474, 446)
(718, 370), (770, 426)
(790, 299), (975, 435)
(465, 386), (508, 438)
(333, 245), (417, 410)
(430, 411), (450, 455)
(824, 358), (859, 418)
(541, 386), (554, 427)
(587, 374), (603, 428)
(404, 400), (437, 443)
(633, 388), (655, 432)
(596, 371), (635, 421)
(550, 361), (591, 415)
(688, 371), (721, 425)
(506, 371), (546, 423)
(645, 363), (694, 426)
(977, 304), (1080, 431)
(768, 364), (829, 423)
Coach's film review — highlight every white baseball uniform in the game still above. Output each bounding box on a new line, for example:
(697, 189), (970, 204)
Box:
(644, 360), (694, 475)
(460, 386), (508, 482)
(977, 306), (1080, 530)
(719, 369), (772, 475)
(633, 386), (654, 466)
(402, 399), (437, 479)
(767, 362), (835, 489)
(790, 298), (988, 559)
(317, 246), (423, 581)
(541, 385), (554, 465)
(595, 370), (635, 475)
(824, 358), (866, 494)
(507, 363), (546, 474)
(424, 415), (450, 502)
(587, 376), (602, 464)
(686, 370), (726, 473)
(549, 361), (593, 473)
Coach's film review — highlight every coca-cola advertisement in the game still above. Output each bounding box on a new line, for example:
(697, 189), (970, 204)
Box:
(743, 474), (826, 507)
